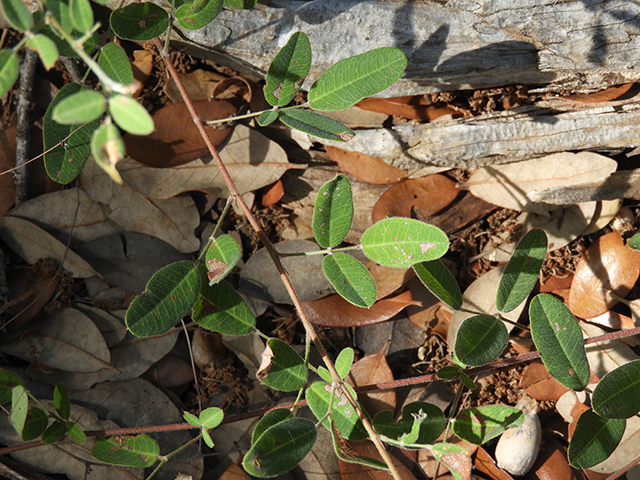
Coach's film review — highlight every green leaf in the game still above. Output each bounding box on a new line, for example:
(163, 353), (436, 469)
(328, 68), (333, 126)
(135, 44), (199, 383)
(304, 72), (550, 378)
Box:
(109, 2), (169, 41)
(175, 0), (223, 30)
(629, 230), (640, 251)
(258, 338), (307, 391)
(264, 31), (311, 107)
(335, 347), (354, 380)
(69, 0), (93, 31)
(91, 120), (125, 181)
(529, 293), (590, 391)
(92, 435), (159, 467)
(496, 228), (547, 312)
(26, 34), (59, 70)
(44, 0), (73, 31)
(0, 0), (33, 31)
(413, 259), (462, 310)
(126, 261), (201, 337)
(323, 253), (376, 308)
(223, 0), (256, 9)
(0, 50), (19, 98)
(317, 366), (333, 383)
(252, 408), (292, 445)
(205, 234), (241, 284)
(22, 407), (48, 440)
(183, 411), (201, 427)
(361, 218), (449, 268)
(98, 43), (134, 85)
(330, 422), (388, 469)
(454, 314), (508, 367)
(42, 420), (67, 444)
(53, 383), (70, 420)
(257, 110), (279, 126)
(308, 48), (407, 111)
(66, 422), (86, 444)
(199, 407), (224, 428)
(459, 370), (477, 390)
(313, 174), (353, 248)
(33, 10), (98, 57)
(592, 360), (640, 419)
(10, 385), (29, 439)
(437, 366), (459, 380)
(243, 418), (317, 477)
(306, 381), (368, 441)
(202, 429), (214, 448)
(452, 405), (524, 445)
(108, 94), (154, 135)
(52, 89), (106, 124)
(193, 275), (255, 335)
(0, 369), (24, 404)
(374, 402), (445, 448)
(279, 108), (354, 142)
(568, 409), (625, 469)
(429, 443), (471, 480)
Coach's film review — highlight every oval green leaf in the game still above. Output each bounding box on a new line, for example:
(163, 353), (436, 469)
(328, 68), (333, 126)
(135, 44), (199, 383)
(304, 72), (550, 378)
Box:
(413, 259), (462, 310)
(0, 369), (24, 404)
(264, 31), (311, 107)
(361, 218), (449, 268)
(175, 0), (223, 30)
(42, 420), (67, 444)
(454, 314), (508, 367)
(200, 407), (223, 428)
(33, 10), (98, 57)
(193, 277), (255, 335)
(258, 338), (307, 391)
(54, 383), (70, 420)
(529, 293), (590, 391)
(335, 347), (354, 380)
(313, 174), (353, 248)
(69, 0), (93, 31)
(0, 50), (19, 98)
(374, 402), (445, 449)
(22, 407), (48, 440)
(252, 408), (292, 444)
(45, 0), (73, 31)
(205, 234), (241, 284)
(108, 94), (154, 135)
(628, 230), (640, 251)
(279, 108), (354, 142)
(26, 34), (59, 70)
(459, 370), (477, 390)
(126, 260), (201, 337)
(308, 47), (407, 111)
(568, 409), (625, 469)
(92, 434), (159, 467)
(437, 366), (459, 380)
(306, 381), (368, 441)
(243, 417), (317, 477)
(452, 405), (524, 445)
(592, 360), (640, 419)
(224, 0), (256, 8)
(323, 253), (376, 308)
(98, 43), (135, 85)
(109, 2), (169, 41)
(10, 385), (28, 438)
(257, 110), (279, 126)
(66, 422), (86, 444)
(0, 0), (33, 31)
(52, 89), (106, 124)
(496, 228), (547, 312)
(183, 411), (200, 427)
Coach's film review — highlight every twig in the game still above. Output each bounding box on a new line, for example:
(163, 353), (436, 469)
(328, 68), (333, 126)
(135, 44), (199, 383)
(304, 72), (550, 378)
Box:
(15, 50), (38, 206)
(59, 57), (82, 84)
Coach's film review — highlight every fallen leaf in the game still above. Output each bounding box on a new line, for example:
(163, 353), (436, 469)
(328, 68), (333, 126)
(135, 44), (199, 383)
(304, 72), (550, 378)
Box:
(522, 438), (584, 480)
(74, 304), (128, 348)
(425, 191), (498, 233)
(346, 349), (396, 416)
(5, 265), (59, 331)
(131, 49), (153, 98)
(256, 342), (274, 380)
(221, 334), (265, 379)
(372, 174), (459, 223)
(581, 322), (640, 380)
(326, 145), (406, 185)
(164, 68), (226, 103)
(261, 179), (284, 206)
(418, 438), (477, 480)
(519, 360), (569, 402)
(301, 290), (417, 328)
(123, 98), (237, 167)
(562, 83), (634, 103)
(0, 123), (17, 216)
(0, 216), (98, 278)
(586, 311), (639, 347)
(465, 153), (618, 216)
(569, 232), (640, 318)
(367, 262), (413, 300)
(319, 105), (388, 129)
(146, 353), (194, 388)
(405, 276), (450, 340)
(474, 446), (514, 480)
(218, 463), (250, 480)
(119, 125), (292, 199)
(340, 440), (417, 480)
(357, 96), (458, 121)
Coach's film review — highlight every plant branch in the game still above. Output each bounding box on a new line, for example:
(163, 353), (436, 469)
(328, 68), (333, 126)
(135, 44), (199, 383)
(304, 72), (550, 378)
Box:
(15, 49), (38, 206)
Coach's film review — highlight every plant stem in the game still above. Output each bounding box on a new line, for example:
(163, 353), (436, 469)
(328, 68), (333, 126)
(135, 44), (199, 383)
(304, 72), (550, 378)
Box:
(205, 109), (269, 125)
(195, 195), (234, 264)
(280, 245), (361, 257)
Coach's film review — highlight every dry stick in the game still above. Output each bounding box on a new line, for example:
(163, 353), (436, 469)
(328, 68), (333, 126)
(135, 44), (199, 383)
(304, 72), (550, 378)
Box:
(15, 50), (38, 206)
(151, 38), (403, 480)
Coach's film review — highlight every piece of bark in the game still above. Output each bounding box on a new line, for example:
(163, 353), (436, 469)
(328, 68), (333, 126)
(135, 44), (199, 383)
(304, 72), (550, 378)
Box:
(157, 0), (640, 95)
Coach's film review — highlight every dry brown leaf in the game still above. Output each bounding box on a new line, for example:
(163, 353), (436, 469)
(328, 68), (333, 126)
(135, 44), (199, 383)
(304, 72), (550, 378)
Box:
(119, 125), (292, 200)
(419, 438), (476, 480)
(357, 96), (458, 121)
(339, 440), (417, 480)
(6, 265), (59, 331)
(0, 124), (16, 216)
(367, 262), (413, 300)
(405, 276), (450, 339)
(145, 353), (194, 388)
(519, 360), (569, 402)
(320, 105), (388, 129)
(372, 174), (459, 223)
(522, 438), (584, 480)
(326, 145), (406, 185)
(123, 98), (237, 167)
(218, 463), (250, 480)
(131, 49), (153, 98)
(465, 152), (618, 215)
(164, 69), (226, 103)
(302, 290), (417, 327)
(0, 216), (98, 278)
(261, 179), (284, 207)
(346, 350), (396, 416)
(425, 191), (498, 234)
(569, 232), (640, 319)
(562, 83), (634, 103)
(474, 446), (514, 480)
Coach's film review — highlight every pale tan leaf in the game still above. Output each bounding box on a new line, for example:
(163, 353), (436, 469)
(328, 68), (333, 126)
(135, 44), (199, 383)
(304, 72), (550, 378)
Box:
(465, 152), (617, 215)
(320, 105), (388, 129)
(346, 350), (396, 415)
(581, 199), (621, 235)
(326, 145), (406, 185)
(0, 216), (98, 278)
(164, 69), (225, 103)
(118, 125), (292, 199)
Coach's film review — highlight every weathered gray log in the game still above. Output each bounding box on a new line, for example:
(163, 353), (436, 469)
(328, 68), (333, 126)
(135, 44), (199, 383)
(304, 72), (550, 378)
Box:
(162, 0), (640, 95)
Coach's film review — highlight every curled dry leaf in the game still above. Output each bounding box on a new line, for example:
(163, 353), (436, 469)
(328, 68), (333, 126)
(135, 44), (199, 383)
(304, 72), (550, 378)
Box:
(256, 343), (274, 380)
(569, 232), (640, 319)
(519, 360), (569, 402)
(357, 96), (458, 121)
(301, 290), (417, 328)
(346, 350), (396, 416)
(123, 98), (237, 168)
(326, 145), (406, 185)
(372, 174), (458, 223)
(561, 83), (634, 103)
(261, 179), (284, 207)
